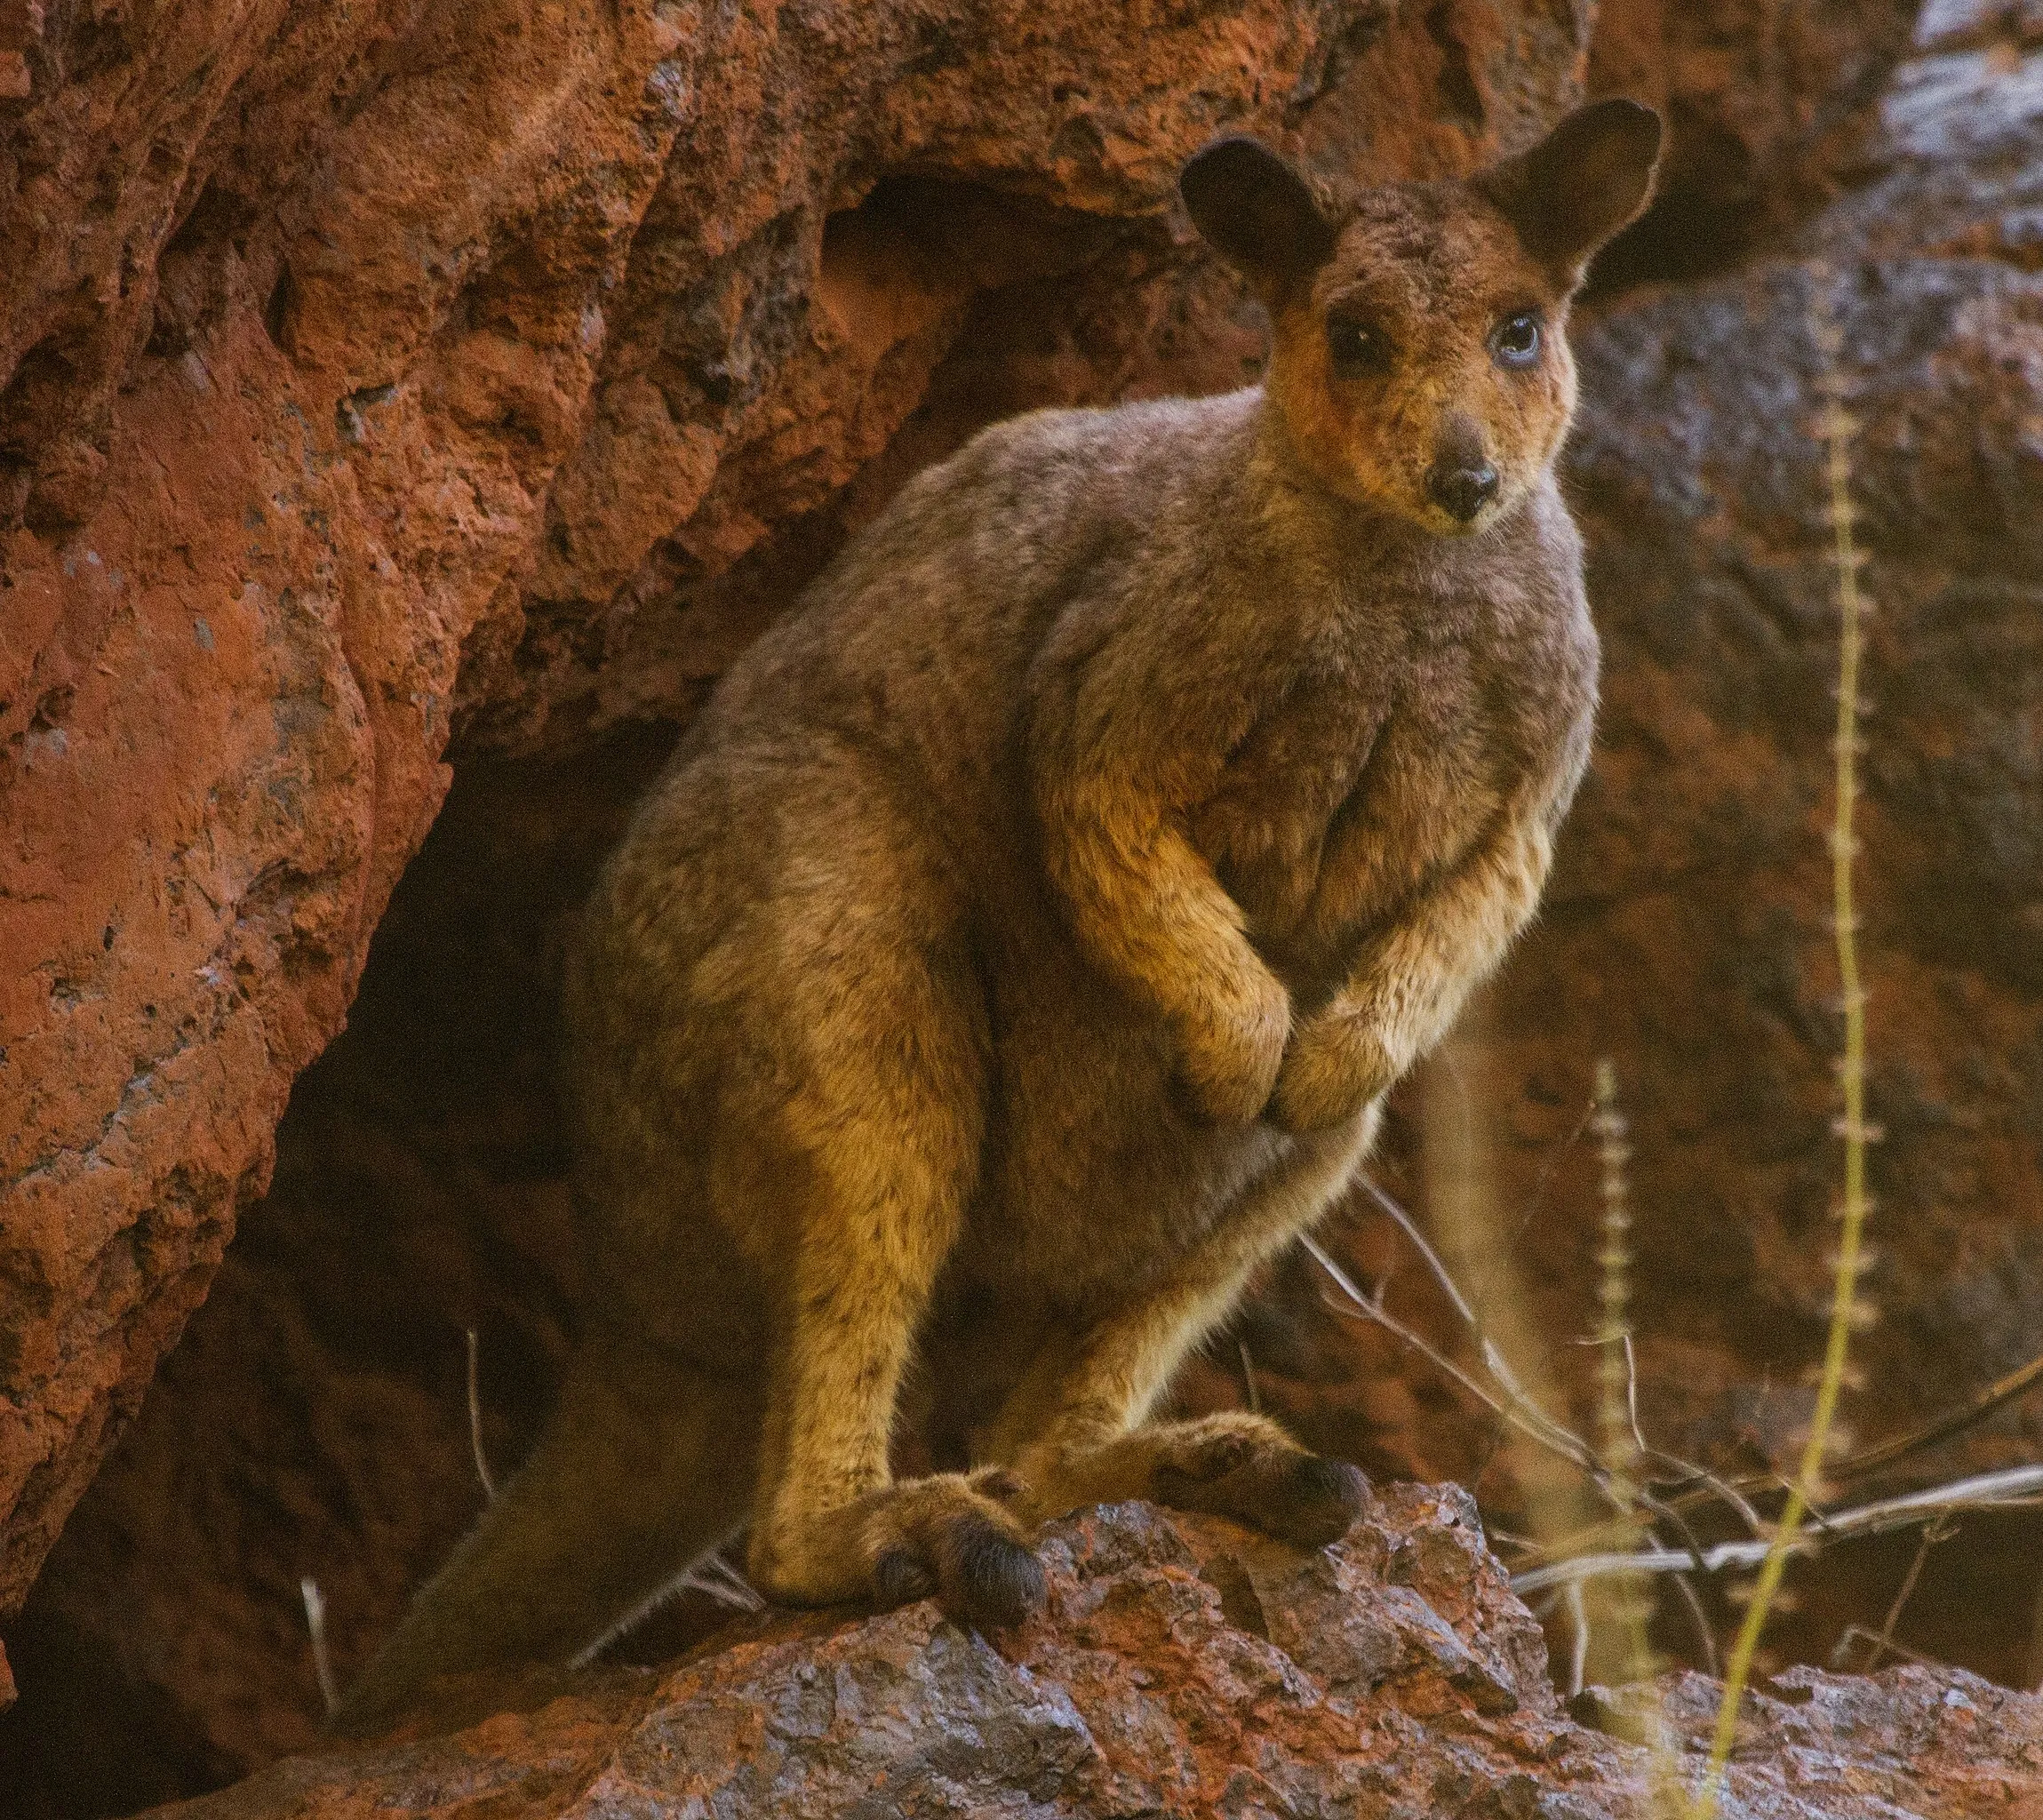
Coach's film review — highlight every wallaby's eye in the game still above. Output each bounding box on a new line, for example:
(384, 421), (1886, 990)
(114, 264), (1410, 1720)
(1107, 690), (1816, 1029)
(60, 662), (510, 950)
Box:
(1490, 311), (1543, 370)
(1325, 312), (1391, 378)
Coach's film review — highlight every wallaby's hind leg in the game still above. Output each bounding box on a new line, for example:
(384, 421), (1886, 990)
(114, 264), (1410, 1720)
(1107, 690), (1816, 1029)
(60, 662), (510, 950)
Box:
(332, 1337), (762, 1737)
(735, 1093), (1046, 1632)
(725, 840), (1042, 1632)
(988, 1115), (1377, 1546)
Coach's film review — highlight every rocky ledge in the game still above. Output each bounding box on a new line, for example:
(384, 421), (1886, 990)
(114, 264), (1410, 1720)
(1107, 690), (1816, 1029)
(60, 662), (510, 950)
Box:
(148, 1490), (2041, 1820)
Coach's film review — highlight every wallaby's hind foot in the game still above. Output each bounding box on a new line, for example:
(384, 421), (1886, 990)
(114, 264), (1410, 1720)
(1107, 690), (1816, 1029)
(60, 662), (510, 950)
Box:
(750, 1471), (1047, 1634)
(1152, 1421), (1370, 1546)
(332, 1343), (760, 1738)
(1021, 1411), (1369, 1550)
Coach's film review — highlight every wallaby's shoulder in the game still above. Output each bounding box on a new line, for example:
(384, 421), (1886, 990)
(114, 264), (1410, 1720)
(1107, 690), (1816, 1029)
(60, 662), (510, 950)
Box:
(890, 387), (1267, 557)
(744, 390), (1272, 697)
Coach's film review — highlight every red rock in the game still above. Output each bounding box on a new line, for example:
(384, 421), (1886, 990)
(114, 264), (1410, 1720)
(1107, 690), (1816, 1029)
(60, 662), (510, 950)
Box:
(1, 0), (698, 1638)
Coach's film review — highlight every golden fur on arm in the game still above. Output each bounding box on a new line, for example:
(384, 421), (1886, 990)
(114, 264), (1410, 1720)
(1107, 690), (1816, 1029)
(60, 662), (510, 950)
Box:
(1027, 607), (1295, 1127)
(1273, 806), (1560, 1132)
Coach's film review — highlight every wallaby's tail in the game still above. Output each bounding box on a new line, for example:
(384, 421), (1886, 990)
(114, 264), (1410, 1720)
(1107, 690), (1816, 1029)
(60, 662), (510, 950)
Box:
(332, 1338), (761, 1736)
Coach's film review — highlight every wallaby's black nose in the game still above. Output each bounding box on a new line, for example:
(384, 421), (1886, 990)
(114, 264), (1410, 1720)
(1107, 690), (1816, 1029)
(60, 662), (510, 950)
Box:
(1426, 459), (1499, 522)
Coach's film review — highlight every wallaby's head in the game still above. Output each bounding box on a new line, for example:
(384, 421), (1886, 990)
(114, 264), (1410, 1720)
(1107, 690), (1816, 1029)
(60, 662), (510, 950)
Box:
(1182, 101), (1662, 537)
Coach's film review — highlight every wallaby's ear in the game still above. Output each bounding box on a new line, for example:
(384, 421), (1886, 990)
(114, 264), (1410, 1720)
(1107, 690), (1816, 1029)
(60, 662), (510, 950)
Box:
(1476, 100), (1663, 284)
(1180, 136), (1337, 291)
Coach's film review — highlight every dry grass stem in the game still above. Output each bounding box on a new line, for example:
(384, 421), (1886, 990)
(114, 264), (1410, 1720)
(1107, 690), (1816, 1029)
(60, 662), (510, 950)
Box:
(1592, 1060), (1639, 1497)
(1587, 1061), (1659, 1686)
(467, 1326), (496, 1503)
(1510, 1464), (2043, 1596)
(301, 1576), (339, 1717)
(1694, 273), (1879, 1817)
(1832, 1347), (2043, 1482)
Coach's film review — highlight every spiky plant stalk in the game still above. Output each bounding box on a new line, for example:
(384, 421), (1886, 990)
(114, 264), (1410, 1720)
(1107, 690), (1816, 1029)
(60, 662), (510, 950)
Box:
(1695, 267), (1878, 1816)
(1590, 1060), (1657, 1685)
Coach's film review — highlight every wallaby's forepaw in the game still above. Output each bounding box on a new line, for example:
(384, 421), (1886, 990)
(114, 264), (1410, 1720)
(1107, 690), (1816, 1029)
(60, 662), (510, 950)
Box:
(1147, 1413), (1370, 1547)
(861, 1473), (1047, 1632)
(1178, 969), (1291, 1126)
(1267, 1007), (1390, 1134)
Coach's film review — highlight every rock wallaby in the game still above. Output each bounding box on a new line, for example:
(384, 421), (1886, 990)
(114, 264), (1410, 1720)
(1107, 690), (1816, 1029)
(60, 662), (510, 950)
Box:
(338, 99), (1662, 1731)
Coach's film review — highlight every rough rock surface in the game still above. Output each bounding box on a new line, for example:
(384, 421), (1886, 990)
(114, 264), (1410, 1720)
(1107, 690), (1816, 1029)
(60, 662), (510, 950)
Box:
(1584, 0), (1922, 289)
(140, 1497), (2043, 1820)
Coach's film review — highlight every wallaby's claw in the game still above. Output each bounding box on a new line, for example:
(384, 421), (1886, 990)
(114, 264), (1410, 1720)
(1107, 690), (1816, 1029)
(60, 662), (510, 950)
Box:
(872, 1545), (938, 1609)
(1262, 1455), (1372, 1546)
(853, 1474), (1047, 1631)
(931, 1510), (1047, 1630)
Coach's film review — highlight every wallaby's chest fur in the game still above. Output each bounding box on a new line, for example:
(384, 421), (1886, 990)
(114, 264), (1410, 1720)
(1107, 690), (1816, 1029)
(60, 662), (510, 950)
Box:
(1181, 452), (1592, 1003)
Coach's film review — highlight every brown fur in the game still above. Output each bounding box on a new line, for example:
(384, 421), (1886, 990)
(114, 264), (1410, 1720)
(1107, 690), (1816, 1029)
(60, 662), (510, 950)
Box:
(336, 101), (1661, 1733)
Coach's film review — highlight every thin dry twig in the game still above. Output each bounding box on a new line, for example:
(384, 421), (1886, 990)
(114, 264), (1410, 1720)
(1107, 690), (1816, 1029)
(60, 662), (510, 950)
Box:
(1621, 1332), (1650, 1465)
(1326, 1194), (1761, 1553)
(301, 1576), (339, 1717)
(1832, 1349), (2043, 1483)
(1306, 1236), (1524, 1436)
(1488, 1526), (1543, 1556)
(1639, 1457), (1768, 1543)
(1305, 1233), (1624, 1505)
(1511, 1465), (2043, 1596)
(1312, 1222), (1732, 1686)
(1511, 1092), (1600, 1255)
(1237, 1337), (1262, 1415)
(1521, 1464), (1766, 1576)
(1323, 1165), (2031, 1690)
(1355, 1176), (1480, 1328)
(1874, 1513), (1952, 1654)
(1670, 1569), (1721, 1678)
(1565, 1580), (1591, 1696)
(1832, 1514), (1954, 1671)
(467, 1326), (496, 1503)
(1340, 1189), (1608, 1474)
(1828, 1625), (1951, 1673)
